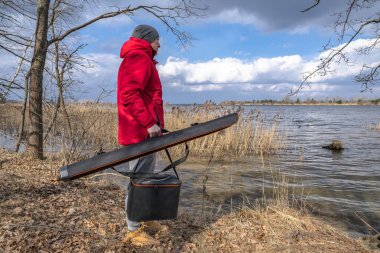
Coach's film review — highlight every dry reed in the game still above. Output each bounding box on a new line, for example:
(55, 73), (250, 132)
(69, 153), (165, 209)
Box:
(368, 121), (380, 131)
(164, 103), (286, 159)
(0, 104), (22, 133)
(0, 102), (286, 160)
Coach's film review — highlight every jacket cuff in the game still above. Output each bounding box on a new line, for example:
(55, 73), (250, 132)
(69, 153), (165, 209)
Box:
(145, 119), (157, 130)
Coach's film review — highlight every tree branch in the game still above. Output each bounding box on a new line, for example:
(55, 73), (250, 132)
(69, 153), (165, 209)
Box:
(141, 6), (192, 46)
(48, 6), (139, 45)
(336, 0), (358, 40)
(1, 0), (36, 21)
(293, 16), (380, 95)
(0, 30), (32, 46)
(0, 44), (31, 62)
(301, 0), (320, 12)
(138, 2), (206, 47)
(356, 62), (380, 91)
(2, 34), (34, 98)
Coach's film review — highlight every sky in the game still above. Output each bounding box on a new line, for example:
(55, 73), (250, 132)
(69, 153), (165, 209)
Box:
(3, 0), (380, 104)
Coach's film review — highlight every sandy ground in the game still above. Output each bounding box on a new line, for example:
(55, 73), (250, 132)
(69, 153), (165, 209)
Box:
(0, 150), (378, 252)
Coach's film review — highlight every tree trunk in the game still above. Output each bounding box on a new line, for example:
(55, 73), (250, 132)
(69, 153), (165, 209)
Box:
(59, 85), (73, 141)
(28, 0), (49, 159)
(15, 71), (30, 152)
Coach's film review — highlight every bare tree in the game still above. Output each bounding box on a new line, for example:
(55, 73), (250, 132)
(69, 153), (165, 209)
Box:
(14, 71), (30, 152)
(0, 0), (206, 159)
(295, 0), (380, 94)
(28, 0), (50, 159)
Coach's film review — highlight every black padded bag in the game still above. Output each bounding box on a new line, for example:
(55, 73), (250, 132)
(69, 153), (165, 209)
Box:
(127, 173), (181, 222)
(126, 144), (188, 222)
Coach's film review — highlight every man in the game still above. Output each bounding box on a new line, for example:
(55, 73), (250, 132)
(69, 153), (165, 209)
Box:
(117, 24), (165, 244)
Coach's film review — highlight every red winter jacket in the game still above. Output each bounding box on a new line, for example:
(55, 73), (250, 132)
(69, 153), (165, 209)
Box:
(117, 37), (164, 146)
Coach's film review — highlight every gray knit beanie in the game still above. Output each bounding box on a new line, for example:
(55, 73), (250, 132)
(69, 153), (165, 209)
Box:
(132, 25), (159, 43)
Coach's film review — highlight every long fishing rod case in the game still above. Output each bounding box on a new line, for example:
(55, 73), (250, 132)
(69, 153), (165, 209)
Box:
(59, 113), (239, 180)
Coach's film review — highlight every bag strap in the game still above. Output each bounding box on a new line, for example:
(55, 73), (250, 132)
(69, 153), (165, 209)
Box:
(161, 143), (189, 178)
(110, 128), (189, 178)
(159, 128), (189, 179)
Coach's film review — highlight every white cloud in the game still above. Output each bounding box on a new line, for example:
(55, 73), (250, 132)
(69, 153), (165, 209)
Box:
(72, 53), (120, 99)
(159, 55), (303, 85)
(156, 38), (380, 99)
(210, 8), (265, 28)
(241, 84), (264, 91)
(0, 54), (20, 70)
(95, 14), (132, 27)
(47, 38), (379, 102)
(188, 84), (223, 92)
(306, 83), (337, 92)
(82, 53), (120, 75)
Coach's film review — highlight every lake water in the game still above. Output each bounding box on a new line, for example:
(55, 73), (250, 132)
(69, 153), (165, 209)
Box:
(176, 105), (380, 236)
(1, 105), (379, 235)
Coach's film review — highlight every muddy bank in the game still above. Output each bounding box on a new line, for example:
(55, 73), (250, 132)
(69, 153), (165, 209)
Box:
(0, 150), (375, 252)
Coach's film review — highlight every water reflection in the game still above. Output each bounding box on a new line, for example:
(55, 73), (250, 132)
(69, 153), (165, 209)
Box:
(0, 130), (24, 152)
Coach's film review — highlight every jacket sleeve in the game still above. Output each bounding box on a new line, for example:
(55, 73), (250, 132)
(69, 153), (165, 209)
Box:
(154, 99), (164, 129)
(151, 65), (164, 129)
(119, 52), (156, 129)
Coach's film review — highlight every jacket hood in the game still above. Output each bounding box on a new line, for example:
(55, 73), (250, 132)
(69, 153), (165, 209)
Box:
(120, 37), (156, 59)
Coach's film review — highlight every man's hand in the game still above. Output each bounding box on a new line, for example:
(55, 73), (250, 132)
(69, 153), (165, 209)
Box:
(147, 124), (161, 138)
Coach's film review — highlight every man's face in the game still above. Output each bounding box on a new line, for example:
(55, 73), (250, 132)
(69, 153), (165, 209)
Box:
(151, 38), (160, 52)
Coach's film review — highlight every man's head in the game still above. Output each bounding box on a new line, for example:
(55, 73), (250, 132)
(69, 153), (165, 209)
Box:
(132, 25), (159, 43)
(132, 25), (160, 51)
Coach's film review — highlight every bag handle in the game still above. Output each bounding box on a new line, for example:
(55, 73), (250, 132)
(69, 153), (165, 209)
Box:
(159, 128), (189, 178)
(125, 144), (188, 179)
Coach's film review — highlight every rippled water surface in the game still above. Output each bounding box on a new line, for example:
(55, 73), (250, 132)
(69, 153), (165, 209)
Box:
(176, 106), (380, 235)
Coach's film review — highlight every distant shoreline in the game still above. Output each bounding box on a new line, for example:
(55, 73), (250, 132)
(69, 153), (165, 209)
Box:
(2, 101), (379, 107)
(223, 103), (380, 106)
(171, 102), (380, 106)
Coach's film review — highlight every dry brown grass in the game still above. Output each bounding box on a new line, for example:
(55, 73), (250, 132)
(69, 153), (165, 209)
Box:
(0, 102), (286, 160)
(0, 150), (372, 253)
(186, 167), (373, 252)
(0, 103), (22, 133)
(165, 103), (286, 158)
(190, 205), (371, 253)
